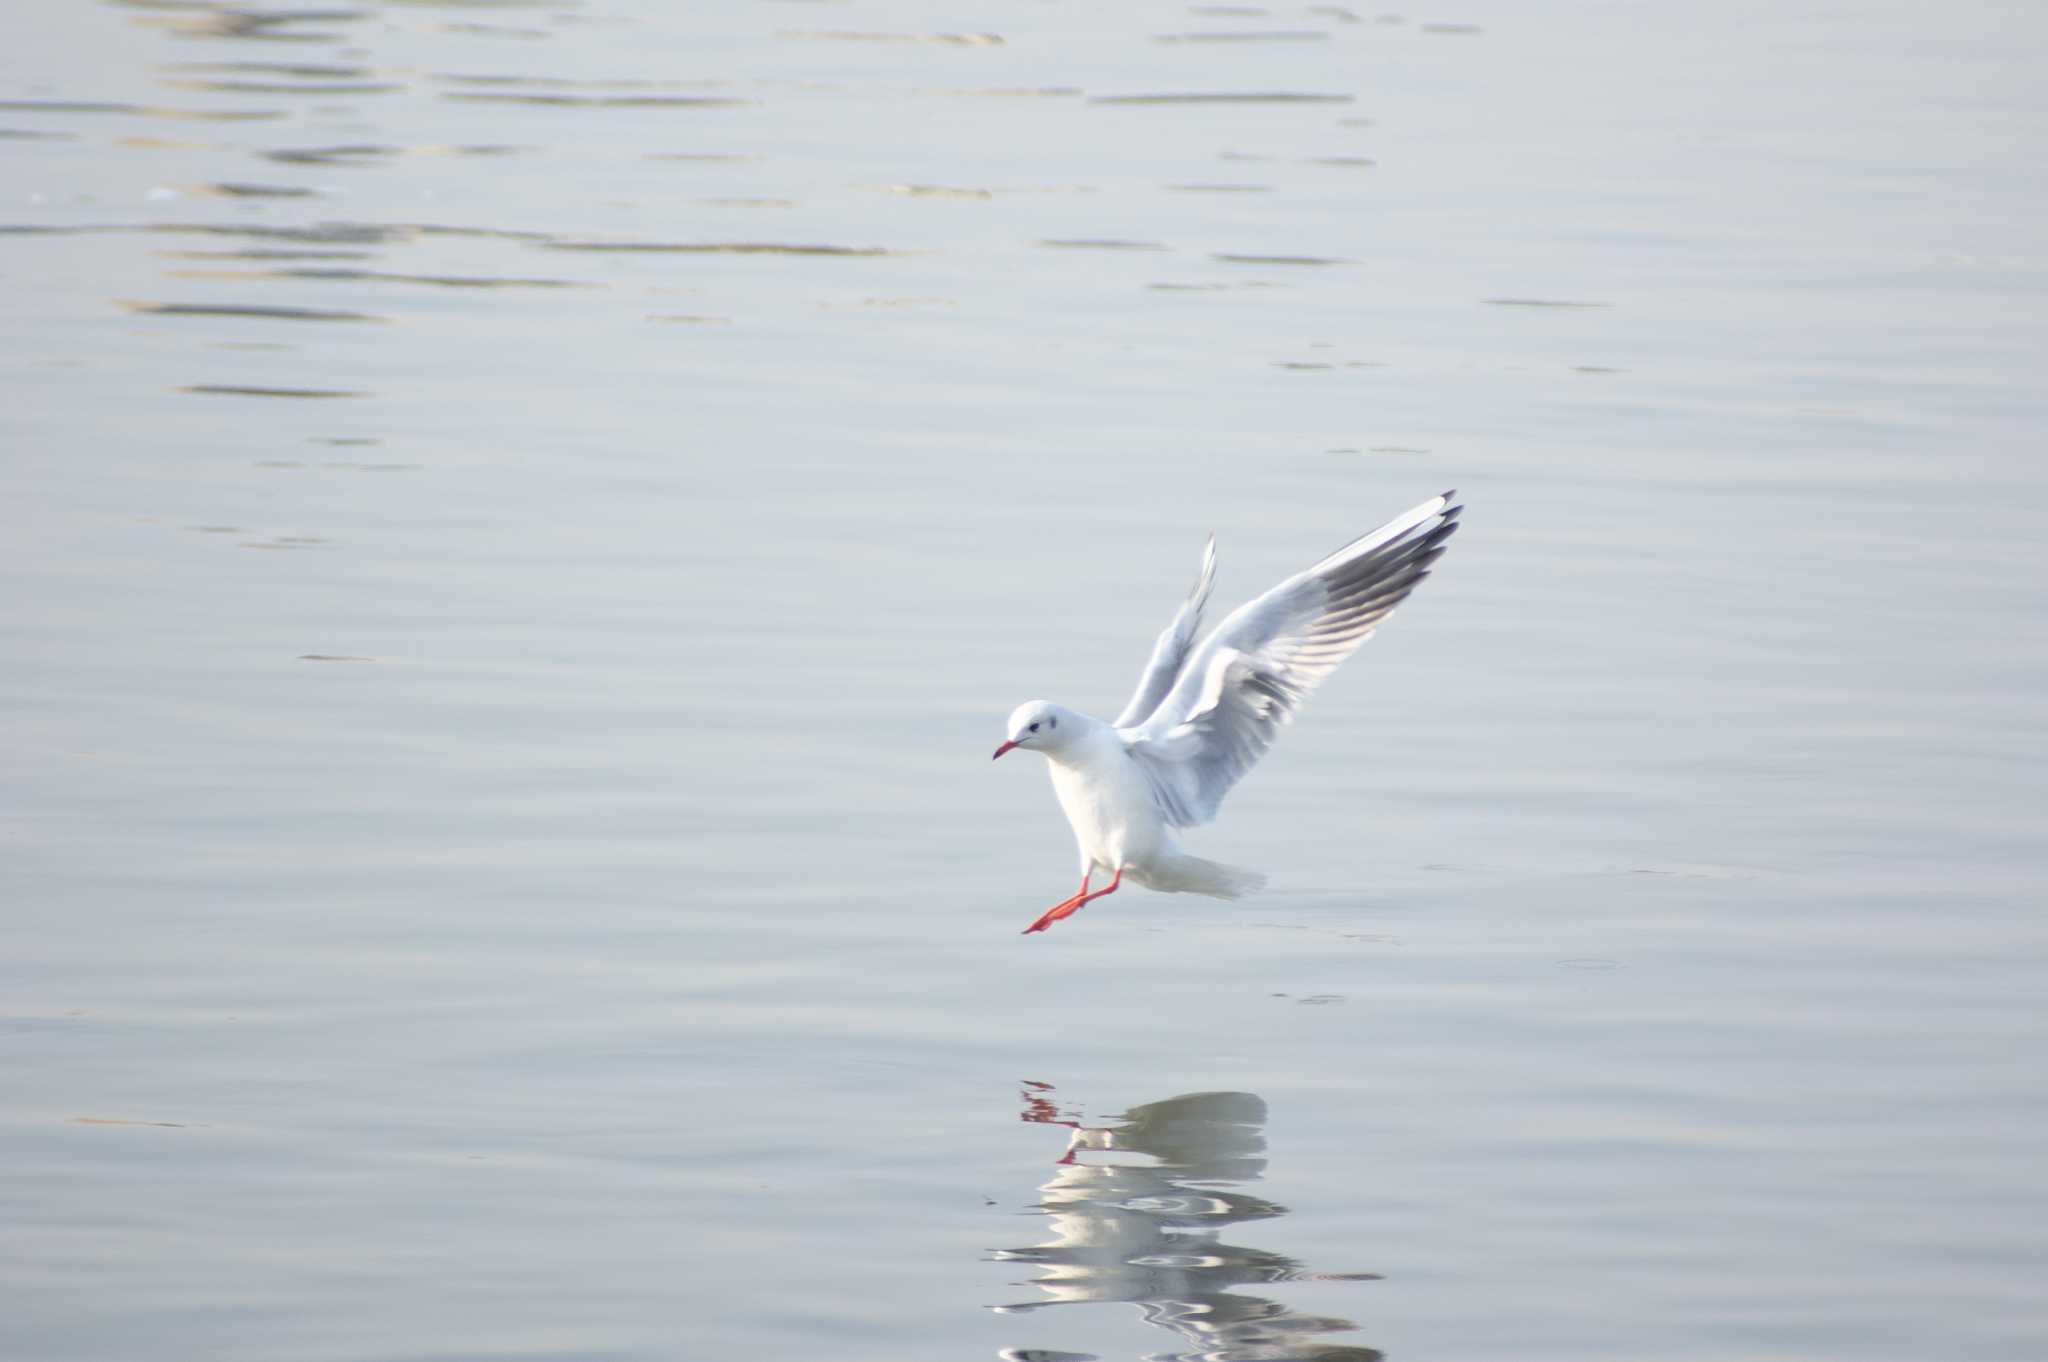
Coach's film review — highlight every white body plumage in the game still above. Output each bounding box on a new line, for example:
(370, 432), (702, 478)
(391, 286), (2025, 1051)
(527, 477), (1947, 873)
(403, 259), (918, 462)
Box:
(1024, 706), (1265, 898)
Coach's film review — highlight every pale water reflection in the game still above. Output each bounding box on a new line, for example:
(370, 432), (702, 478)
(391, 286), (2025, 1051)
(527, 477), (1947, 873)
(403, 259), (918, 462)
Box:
(993, 1086), (1383, 1362)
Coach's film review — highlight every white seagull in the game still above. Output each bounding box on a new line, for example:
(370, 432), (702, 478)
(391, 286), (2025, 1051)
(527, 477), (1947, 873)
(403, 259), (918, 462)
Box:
(993, 490), (1461, 934)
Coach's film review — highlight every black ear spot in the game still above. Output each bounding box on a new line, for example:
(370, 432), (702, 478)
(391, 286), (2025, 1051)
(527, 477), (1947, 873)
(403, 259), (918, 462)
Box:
(1049, 715), (1058, 728)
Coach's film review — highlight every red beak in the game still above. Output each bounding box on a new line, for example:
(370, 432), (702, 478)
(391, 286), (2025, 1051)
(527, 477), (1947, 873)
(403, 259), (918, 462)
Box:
(992, 740), (1019, 760)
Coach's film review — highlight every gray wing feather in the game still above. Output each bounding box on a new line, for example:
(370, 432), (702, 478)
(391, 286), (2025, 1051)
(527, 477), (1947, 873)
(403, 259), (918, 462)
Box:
(1120, 491), (1461, 827)
(1111, 534), (1218, 729)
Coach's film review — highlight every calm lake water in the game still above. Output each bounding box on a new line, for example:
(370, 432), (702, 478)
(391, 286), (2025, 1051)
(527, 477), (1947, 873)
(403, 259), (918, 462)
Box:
(4, 2), (2045, 1359)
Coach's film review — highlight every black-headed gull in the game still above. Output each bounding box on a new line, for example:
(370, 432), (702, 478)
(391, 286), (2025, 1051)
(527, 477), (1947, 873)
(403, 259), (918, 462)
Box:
(994, 491), (1461, 934)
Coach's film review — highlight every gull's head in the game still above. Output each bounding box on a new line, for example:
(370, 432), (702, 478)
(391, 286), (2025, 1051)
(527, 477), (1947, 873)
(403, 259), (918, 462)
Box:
(993, 701), (1072, 760)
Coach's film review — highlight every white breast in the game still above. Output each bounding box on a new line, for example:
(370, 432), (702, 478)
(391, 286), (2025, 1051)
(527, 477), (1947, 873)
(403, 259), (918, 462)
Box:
(1046, 731), (1167, 873)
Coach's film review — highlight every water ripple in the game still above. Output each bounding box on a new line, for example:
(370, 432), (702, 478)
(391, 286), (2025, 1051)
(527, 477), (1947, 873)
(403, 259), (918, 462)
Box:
(442, 93), (750, 108)
(180, 383), (365, 398)
(123, 300), (388, 322)
(175, 266), (591, 289)
(1213, 252), (1352, 265)
(1041, 238), (1168, 251)
(778, 30), (1005, 46)
(1152, 30), (1332, 43)
(146, 7), (373, 44)
(0, 99), (284, 121)
(1090, 91), (1353, 105)
(545, 240), (897, 257)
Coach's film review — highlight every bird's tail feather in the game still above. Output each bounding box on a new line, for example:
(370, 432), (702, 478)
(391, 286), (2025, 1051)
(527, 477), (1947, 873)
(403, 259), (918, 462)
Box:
(1158, 854), (1267, 900)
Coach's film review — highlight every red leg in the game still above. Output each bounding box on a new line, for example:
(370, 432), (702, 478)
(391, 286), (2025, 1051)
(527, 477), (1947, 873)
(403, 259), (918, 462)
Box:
(1023, 869), (1122, 934)
(1022, 870), (1091, 935)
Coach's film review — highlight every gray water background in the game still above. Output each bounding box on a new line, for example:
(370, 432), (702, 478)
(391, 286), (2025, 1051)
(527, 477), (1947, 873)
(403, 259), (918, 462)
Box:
(3, 2), (2045, 1359)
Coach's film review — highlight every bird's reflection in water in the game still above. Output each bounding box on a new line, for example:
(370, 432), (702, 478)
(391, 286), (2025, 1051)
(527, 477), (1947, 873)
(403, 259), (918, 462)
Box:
(989, 1083), (1383, 1362)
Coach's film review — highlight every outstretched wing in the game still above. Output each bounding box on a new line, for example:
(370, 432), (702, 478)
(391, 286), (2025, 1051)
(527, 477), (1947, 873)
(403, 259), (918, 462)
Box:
(1120, 491), (1461, 827)
(1110, 534), (1218, 729)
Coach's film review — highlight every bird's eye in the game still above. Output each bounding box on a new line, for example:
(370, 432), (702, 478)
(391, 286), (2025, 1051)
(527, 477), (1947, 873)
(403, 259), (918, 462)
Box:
(1029, 722), (1041, 732)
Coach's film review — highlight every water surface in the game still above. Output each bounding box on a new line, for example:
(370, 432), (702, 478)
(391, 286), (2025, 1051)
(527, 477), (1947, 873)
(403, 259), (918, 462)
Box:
(3, 2), (2045, 1359)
